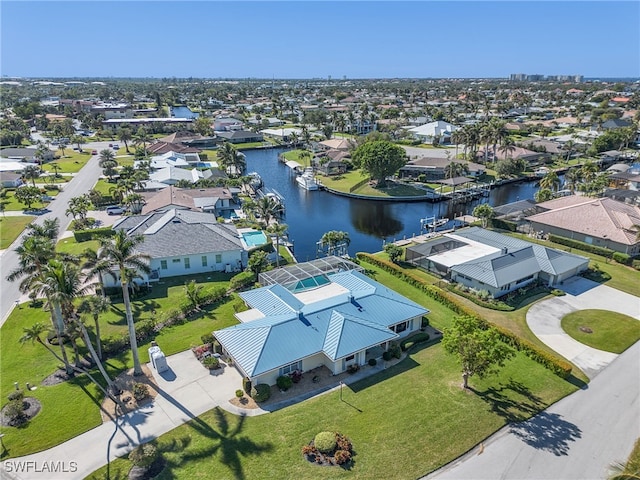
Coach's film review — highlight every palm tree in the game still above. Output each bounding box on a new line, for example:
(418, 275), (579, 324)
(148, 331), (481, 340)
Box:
(22, 165), (41, 187)
(89, 230), (151, 376)
(253, 196), (283, 227)
(564, 167), (582, 193)
(6, 234), (56, 295)
(77, 296), (111, 360)
(267, 223), (288, 267)
(444, 162), (470, 179)
(540, 171), (561, 193)
(99, 149), (116, 166)
(217, 143), (246, 178)
(26, 217), (60, 240)
(134, 127), (150, 150)
(117, 127), (132, 153)
(124, 193), (145, 214)
(34, 143), (50, 166)
(581, 161), (598, 183)
(499, 138), (517, 161)
(319, 230), (351, 257)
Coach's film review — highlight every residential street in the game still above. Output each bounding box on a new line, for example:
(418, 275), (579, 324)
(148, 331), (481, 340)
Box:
(425, 340), (640, 480)
(0, 141), (112, 324)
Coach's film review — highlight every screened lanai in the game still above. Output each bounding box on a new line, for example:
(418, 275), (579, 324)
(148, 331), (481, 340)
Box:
(258, 256), (364, 292)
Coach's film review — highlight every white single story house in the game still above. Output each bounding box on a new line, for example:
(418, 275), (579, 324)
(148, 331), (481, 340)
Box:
(406, 121), (459, 144)
(104, 209), (247, 287)
(214, 266), (429, 387)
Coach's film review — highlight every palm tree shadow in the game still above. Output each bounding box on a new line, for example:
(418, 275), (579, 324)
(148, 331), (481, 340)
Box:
(143, 382), (273, 480)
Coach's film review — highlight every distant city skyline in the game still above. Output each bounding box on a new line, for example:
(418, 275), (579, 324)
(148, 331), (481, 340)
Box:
(1, 1), (639, 79)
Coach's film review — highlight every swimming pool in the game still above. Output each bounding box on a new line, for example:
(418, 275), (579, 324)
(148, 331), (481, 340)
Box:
(241, 230), (268, 248)
(287, 275), (330, 292)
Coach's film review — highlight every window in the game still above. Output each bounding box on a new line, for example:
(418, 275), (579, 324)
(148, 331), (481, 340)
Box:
(160, 260), (167, 270)
(345, 354), (355, 362)
(215, 254), (222, 263)
(184, 258), (190, 269)
(201, 256), (208, 267)
(394, 322), (408, 333)
(515, 275), (534, 285)
(278, 360), (302, 376)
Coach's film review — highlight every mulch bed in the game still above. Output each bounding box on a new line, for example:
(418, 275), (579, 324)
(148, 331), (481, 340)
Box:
(0, 397), (42, 427)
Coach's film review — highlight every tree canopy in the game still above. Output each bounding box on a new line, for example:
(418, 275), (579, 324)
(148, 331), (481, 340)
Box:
(442, 316), (515, 389)
(351, 140), (407, 187)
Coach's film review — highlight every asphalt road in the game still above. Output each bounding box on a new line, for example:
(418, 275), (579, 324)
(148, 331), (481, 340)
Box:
(0, 140), (112, 324)
(424, 340), (640, 480)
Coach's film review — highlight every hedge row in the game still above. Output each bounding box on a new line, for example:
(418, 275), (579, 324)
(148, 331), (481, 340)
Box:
(445, 284), (515, 311)
(349, 177), (370, 193)
(490, 218), (518, 232)
(548, 234), (614, 258)
(73, 227), (116, 242)
(356, 253), (573, 379)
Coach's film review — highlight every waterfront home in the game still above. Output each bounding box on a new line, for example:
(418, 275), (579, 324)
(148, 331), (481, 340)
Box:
(527, 196), (640, 256)
(103, 209), (247, 287)
(406, 121), (459, 144)
(405, 227), (588, 298)
(141, 185), (238, 216)
(214, 261), (429, 387)
(399, 157), (485, 180)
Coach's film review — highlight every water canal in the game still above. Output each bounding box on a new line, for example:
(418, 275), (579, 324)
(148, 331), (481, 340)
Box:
(244, 147), (545, 261)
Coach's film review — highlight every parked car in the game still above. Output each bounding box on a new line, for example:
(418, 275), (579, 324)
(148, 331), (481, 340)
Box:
(106, 206), (125, 215)
(91, 150), (98, 155)
(112, 144), (119, 150)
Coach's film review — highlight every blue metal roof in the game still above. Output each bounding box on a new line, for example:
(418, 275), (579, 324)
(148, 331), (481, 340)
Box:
(214, 270), (429, 378)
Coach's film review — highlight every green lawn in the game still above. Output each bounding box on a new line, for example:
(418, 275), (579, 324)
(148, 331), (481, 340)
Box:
(1, 190), (48, 211)
(92, 178), (114, 196)
(56, 237), (100, 256)
(88, 344), (577, 480)
(561, 310), (640, 353)
(42, 151), (92, 174)
(321, 171), (427, 197)
(0, 215), (35, 249)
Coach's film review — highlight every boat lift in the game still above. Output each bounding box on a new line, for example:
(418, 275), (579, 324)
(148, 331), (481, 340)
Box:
(420, 216), (449, 233)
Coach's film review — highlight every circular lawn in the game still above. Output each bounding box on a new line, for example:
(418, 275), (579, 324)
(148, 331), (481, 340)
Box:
(561, 309), (640, 353)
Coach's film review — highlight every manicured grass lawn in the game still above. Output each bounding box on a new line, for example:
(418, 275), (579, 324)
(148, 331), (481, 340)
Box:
(235, 142), (269, 150)
(281, 149), (312, 165)
(56, 237), (100, 256)
(321, 171), (427, 197)
(561, 309), (640, 353)
(42, 151), (92, 174)
(0, 215), (35, 249)
(89, 343), (577, 480)
(1, 190), (48, 211)
(92, 178), (114, 195)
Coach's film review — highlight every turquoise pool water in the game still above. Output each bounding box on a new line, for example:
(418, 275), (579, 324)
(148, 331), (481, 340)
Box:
(288, 275), (330, 292)
(242, 230), (268, 247)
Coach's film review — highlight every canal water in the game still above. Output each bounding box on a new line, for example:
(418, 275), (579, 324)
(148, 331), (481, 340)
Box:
(244, 148), (544, 262)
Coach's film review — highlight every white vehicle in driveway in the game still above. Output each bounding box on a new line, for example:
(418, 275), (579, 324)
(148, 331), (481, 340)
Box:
(106, 206), (125, 215)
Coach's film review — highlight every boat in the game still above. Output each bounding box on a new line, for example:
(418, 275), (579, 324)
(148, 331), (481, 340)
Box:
(419, 216), (449, 232)
(247, 171), (263, 189)
(295, 167), (319, 191)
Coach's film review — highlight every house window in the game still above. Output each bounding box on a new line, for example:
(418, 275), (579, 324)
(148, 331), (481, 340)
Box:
(215, 254), (222, 263)
(345, 354), (355, 362)
(201, 256), (208, 267)
(515, 275), (534, 284)
(279, 360), (302, 376)
(184, 258), (190, 269)
(172, 258), (181, 263)
(394, 322), (408, 333)
(160, 260), (167, 270)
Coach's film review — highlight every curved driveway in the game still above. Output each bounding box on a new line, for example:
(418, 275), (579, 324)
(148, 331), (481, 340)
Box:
(527, 276), (640, 379)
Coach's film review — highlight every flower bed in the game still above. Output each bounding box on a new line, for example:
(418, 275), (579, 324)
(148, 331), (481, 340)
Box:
(302, 432), (354, 467)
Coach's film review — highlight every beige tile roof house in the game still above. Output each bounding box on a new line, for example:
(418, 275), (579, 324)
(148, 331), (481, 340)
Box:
(528, 196), (640, 255)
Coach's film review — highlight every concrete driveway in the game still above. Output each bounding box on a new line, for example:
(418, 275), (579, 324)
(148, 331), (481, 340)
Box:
(527, 277), (639, 378)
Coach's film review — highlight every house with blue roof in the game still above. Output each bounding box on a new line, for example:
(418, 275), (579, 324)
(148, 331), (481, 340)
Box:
(214, 269), (429, 387)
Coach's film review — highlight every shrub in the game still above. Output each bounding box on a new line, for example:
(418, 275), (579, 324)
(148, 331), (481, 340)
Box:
(400, 332), (431, 351)
(421, 316), (430, 329)
(388, 342), (402, 359)
(290, 370), (303, 383)
(336, 433), (352, 451)
(612, 252), (631, 265)
(235, 389), (244, 398)
(368, 358), (377, 366)
(382, 351), (392, 361)
(200, 333), (214, 345)
(132, 383), (149, 401)
(135, 319), (156, 342)
(202, 356), (220, 370)
(314, 432), (337, 453)
(548, 234), (614, 258)
(243, 377), (252, 394)
(347, 364), (360, 374)
(128, 443), (158, 469)
(4, 400), (26, 424)
(251, 384), (271, 402)
(73, 226), (116, 242)
(102, 335), (128, 355)
(276, 375), (293, 391)
(551, 289), (566, 296)
(229, 271), (256, 291)
(632, 259), (640, 271)
(7, 390), (24, 402)
(301, 444), (317, 456)
(334, 449), (352, 465)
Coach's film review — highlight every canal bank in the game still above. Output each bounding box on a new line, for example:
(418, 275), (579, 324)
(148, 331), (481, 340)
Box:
(244, 147), (548, 262)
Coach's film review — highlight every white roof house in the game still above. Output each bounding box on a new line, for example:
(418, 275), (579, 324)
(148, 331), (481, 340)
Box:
(149, 166), (214, 186)
(407, 121), (459, 144)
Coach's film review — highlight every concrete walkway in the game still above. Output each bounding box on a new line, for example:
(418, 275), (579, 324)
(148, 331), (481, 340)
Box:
(526, 277), (639, 378)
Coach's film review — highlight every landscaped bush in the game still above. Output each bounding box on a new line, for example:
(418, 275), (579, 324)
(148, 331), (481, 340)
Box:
(7, 390), (24, 402)
(357, 253), (573, 379)
(102, 335), (128, 355)
(277, 375), (293, 391)
(202, 356), (220, 370)
(230, 271), (256, 291)
(333, 449), (352, 465)
(388, 342), (402, 359)
(548, 234), (614, 258)
(128, 443), (158, 469)
(368, 358), (377, 366)
(132, 383), (149, 401)
(347, 364), (360, 374)
(4, 400), (26, 425)
(400, 332), (431, 351)
(382, 351), (392, 361)
(235, 389), (244, 398)
(490, 218), (518, 231)
(135, 319), (157, 342)
(421, 316), (430, 329)
(200, 333), (214, 345)
(447, 283), (515, 311)
(243, 377), (252, 394)
(73, 226), (116, 242)
(251, 384), (271, 402)
(314, 432), (337, 453)
(612, 252), (631, 265)
(551, 289), (566, 296)
(632, 259), (640, 271)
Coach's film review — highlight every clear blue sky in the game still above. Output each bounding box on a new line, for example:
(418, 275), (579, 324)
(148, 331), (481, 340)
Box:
(2, 1), (639, 79)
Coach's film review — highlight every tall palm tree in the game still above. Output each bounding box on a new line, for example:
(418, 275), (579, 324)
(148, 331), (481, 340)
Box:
(319, 230), (351, 257)
(267, 223), (288, 267)
(77, 295), (111, 360)
(499, 138), (517, 160)
(99, 149), (116, 166)
(253, 196), (283, 227)
(117, 127), (132, 153)
(26, 218), (60, 240)
(89, 230), (150, 376)
(564, 167), (582, 193)
(22, 165), (41, 187)
(6, 235), (56, 294)
(540, 171), (561, 192)
(217, 143), (246, 178)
